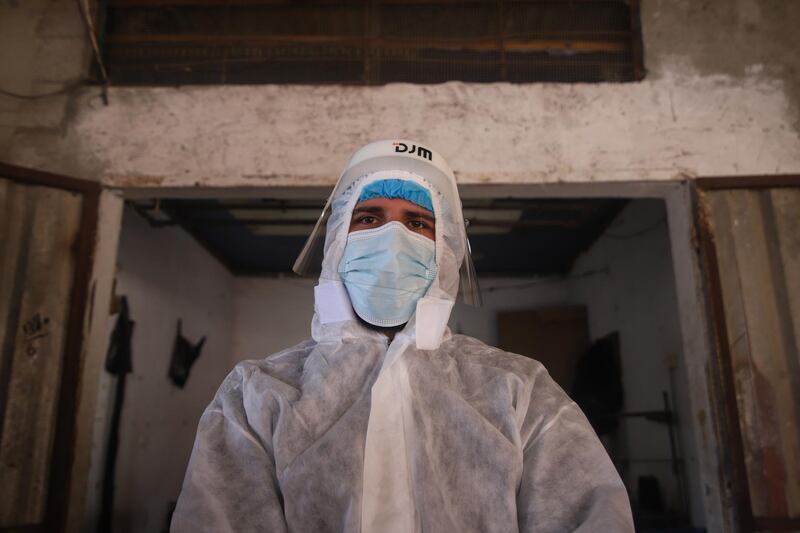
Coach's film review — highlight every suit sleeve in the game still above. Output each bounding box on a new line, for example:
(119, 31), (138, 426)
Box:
(516, 368), (634, 533)
(171, 367), (289, 533)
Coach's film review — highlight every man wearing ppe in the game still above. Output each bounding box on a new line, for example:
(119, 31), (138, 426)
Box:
(172, 140), (634, 533)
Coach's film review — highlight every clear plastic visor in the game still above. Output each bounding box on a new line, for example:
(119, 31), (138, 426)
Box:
(292, 203), (482, 306)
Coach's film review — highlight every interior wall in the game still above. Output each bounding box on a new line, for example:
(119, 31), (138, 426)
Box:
(2, 0), (799, 183)
(231, 277), (315, 364)
(567, 199), (703, 525)
(113, 207), (235, 533)
(450, 279), (569, 345)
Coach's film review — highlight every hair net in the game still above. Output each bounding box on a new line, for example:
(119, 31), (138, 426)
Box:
(357, 178), (434, 212)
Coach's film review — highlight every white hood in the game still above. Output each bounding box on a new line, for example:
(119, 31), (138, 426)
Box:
(308, 140), (472, 350)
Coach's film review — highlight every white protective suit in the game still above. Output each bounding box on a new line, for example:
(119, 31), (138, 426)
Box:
(172, 141), (634, 533)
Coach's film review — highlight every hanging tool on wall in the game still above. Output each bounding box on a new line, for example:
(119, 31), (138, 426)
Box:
(98, 295), (134, 533)
(168, 319), (205, 388)
(571, 332), (624, 436)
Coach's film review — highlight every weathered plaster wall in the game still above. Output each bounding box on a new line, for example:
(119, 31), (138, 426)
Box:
(114, 207), (235, 533)
(231, 277), (316, 363)
(0, 0), (90, 161)
(1, 0), (799, 185)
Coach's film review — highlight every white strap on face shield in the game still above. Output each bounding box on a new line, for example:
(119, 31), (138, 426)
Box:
(414, 297), (454, 350)
(314, 281), (355, 324)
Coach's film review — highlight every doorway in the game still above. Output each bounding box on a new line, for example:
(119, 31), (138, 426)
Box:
(100, 182), (714, 532)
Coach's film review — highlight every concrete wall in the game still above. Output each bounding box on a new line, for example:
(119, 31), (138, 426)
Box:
(1, 0), (799, 185)
(0, 0), (90, 161)
(113, 207), (235, 533)
(568, 199), (703, 524)
(449, 278), (570, 345)
(231, 277), (315, 362)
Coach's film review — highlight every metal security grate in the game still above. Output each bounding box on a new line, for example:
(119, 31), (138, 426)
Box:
(98, 0), (644, 85)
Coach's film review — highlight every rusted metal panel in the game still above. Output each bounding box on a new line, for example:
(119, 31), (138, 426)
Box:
(764, 189), (800, 515)
(0, 180), (83, 528)
(700, 187), (800, 529)
(699, 190), (757, 529)
(99, 0), (643, 84)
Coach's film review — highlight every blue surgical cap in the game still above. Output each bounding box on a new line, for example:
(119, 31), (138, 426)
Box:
(357, 179), (434, 213)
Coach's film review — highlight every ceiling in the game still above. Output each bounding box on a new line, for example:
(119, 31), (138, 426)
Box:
(130, 197), (628, 276)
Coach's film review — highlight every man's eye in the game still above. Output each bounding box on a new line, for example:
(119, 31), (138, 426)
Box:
(408, 220), (427, 229)
(358, 216), (377, 224)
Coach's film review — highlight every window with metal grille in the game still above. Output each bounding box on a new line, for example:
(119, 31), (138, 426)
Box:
(97, 0), (644, 85)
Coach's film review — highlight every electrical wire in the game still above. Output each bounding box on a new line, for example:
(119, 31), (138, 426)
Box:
(76, 0), (110, 104)
(480, 268), (609, 293)
(0, 80), (87, 100)
(603, 216), (666, 240)
(0, 0), (108, 101)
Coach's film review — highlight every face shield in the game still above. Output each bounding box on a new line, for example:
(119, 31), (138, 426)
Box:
(293, 140), (481, 307)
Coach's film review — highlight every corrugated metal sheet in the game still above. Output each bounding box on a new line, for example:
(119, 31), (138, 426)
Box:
(0, 179), (83, 528)
(700, 187), (800, 528)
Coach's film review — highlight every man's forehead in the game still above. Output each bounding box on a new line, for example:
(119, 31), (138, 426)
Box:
(353, 197), (434, 218)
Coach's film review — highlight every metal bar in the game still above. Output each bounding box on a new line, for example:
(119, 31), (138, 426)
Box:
(617, 410), (672, 420)
(628, 0), (644, 80)
(497, 0), (507, 81)
(77, 0), (110, 103)
(695, 175), (800, 190)
(105, 29), (635, 39)
(753, 516), (800, 530)
(110, 0), (632, 6)
(106, 34), (629, 53)
(105, 56), (633, 68)
(44, 183), (100, 533)
(693, 185), (755, 532)
(0, 163), (102, 195)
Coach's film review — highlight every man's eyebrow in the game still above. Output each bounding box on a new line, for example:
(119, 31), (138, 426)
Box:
(404, 209), (435, 223)
(352, 205), (385, 215)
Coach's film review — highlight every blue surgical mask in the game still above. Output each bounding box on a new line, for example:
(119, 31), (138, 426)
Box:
(338, 221), (437, 327)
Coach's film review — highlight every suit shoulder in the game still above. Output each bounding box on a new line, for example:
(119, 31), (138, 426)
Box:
(222, 338), (316, 395)
(446, 334), (548, 382)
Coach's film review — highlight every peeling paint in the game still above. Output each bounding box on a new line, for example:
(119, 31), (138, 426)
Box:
(110, 175), (166, 188)
(7, 67), (798, 188)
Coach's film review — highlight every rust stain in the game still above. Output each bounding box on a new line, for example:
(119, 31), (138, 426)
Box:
(242, 173), (291, 181)
(739, 361), (789, 517)
(760, 445), (788, 516)
(241, 173), (333, 186)
(105, 174), (166, 187)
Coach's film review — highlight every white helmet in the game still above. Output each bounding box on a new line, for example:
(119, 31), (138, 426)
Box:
(293, 139), (480, 306)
